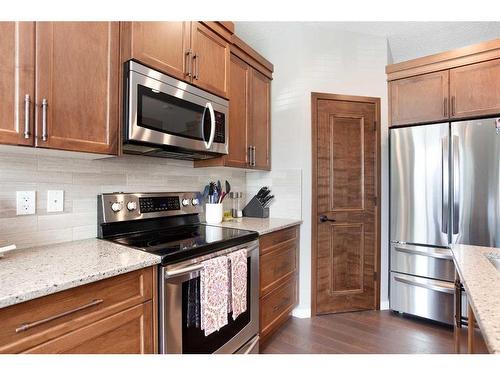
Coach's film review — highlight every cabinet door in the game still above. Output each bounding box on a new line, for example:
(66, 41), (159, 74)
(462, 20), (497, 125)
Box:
(0, 22), (35, 146)
(450, 59), (500, 119)
(390, 71), (449, 126)
(129, 22), (191, 81)
(35, 22), (119, 154)
(226, 54), (250, 168)
(250, 69), (271, 170)
(191, 22), (230, 98)
(24, 302), (153, 354)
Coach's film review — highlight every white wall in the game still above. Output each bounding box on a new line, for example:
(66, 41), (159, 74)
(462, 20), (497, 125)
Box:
(235, 22), (390, 316)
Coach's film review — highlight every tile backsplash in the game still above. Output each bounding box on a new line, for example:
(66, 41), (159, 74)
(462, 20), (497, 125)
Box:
(246, 169), (302, 220)
(0, 148), (246, 249)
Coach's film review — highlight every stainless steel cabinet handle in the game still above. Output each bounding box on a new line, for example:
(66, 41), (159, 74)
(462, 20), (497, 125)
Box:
(444, 97), (448, 117)
(394, 275), (454, 294)
(451, 96), (455, 117)
(15, 299), (103, 333)
(442, 136), (449, 234)
(193, 53), (199, 80)
(41, 98), (48, 141)
(452, 135), (460, 234)
(252, 146), (256, 166)
(185, 49), (193, 78)
(23, 94), (31, 139)
(248, 145), (255, 167)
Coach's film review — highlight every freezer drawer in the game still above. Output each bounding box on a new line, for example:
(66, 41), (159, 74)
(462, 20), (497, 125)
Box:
(390, 243), (455, 282)
(390, 272), (455, 325)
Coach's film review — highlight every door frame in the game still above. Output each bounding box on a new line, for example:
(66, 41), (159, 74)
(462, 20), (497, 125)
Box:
(310, 92), (381, 316)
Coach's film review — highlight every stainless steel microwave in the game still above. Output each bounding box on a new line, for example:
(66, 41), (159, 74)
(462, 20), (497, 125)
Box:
(123, 61), (229, 160)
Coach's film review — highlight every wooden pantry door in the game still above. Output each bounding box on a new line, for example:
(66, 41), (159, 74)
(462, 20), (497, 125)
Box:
(311, 93), (380, 315)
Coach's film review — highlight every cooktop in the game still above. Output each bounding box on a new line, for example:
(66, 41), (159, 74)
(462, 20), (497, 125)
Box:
(108, 224), (257, 265)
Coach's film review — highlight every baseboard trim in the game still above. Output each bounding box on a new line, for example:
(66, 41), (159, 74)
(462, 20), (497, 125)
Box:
(380, 300), (390, 310)
(291, 307), (311, 318)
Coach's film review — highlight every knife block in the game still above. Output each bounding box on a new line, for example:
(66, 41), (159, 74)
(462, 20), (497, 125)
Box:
(242, 196), (269, 218)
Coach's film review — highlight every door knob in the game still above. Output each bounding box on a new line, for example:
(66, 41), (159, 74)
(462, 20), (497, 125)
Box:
(319, 215), (336, 223)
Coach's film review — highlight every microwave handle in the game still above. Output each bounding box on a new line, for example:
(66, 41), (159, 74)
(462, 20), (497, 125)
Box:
(203, 102), (215, 149)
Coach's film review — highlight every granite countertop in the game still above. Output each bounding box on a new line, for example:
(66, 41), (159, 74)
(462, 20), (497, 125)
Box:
(451, 244), (500, 354)
(209, 217), (302, 235)
(0, 238), (161, 309)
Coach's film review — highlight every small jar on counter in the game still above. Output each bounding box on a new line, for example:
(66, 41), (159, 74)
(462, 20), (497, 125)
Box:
(230, 192), (243, 218)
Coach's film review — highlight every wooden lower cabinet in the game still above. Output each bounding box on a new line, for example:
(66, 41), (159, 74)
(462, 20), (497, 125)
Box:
(259, 225), (299, 343)
(24, 302), (153, 354)
(0, 266), (156, 354)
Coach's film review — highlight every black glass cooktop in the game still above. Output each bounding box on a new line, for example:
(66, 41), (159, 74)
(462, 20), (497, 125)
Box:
(109, 224), (258, 265)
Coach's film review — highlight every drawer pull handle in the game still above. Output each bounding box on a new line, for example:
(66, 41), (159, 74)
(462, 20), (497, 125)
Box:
(394, 275), (454, 294)
(15, 299), (104, 333)
(393, 245), (452, 260)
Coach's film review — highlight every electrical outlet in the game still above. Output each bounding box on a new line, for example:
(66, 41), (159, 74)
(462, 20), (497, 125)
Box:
(16, 191), (36, 215)
(47, 190), (64, 212)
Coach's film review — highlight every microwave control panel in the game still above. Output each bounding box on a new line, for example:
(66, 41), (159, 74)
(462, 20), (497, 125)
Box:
(214, 111), (226, 144)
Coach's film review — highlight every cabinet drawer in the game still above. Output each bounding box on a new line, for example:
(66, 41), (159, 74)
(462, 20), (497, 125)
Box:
(390, 243), (455, 282)
(260, 226), (298, 254)
(0, 267), (153, 353)
(260, 241), (297, 296)
(24, 301), (153, 354)
(260, 275), (297, 338)
(390, 272), (454, 325)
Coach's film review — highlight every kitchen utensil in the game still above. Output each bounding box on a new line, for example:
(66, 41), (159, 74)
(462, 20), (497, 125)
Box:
(225, 180), (231, 194)
(262, 195), (274, 207)
(256, 187), (268, 199)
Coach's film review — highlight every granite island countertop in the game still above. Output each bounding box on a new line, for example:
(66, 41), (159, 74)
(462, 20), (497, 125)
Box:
(451, 244), (500, 354)
(0, 238), (161, 309)
(208, 217), (302, 235)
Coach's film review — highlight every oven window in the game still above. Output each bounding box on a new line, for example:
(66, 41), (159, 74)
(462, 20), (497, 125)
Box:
(137, 84), (205, 141)
(181, 258), (251, 354)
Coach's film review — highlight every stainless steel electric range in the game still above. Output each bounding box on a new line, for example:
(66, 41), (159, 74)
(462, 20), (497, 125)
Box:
(97, 192), (260, 354)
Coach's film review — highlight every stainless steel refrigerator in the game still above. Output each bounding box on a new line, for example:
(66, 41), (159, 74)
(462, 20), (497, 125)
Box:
(389, 117), (500, 324)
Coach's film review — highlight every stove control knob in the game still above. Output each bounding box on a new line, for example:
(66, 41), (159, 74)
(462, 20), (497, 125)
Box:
(111, 202), (123, 213)
(126, 201), (137, 211)
(191, 198), (200, 206)
(182, 198), (190, 207)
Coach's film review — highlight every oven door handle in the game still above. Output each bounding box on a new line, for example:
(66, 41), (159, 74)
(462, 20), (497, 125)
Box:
(164, 264), (204, 278)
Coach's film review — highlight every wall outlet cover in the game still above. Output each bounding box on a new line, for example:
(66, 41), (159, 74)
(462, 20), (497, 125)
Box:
(16, 191), (36, 215)
(47, 190), (64, 213)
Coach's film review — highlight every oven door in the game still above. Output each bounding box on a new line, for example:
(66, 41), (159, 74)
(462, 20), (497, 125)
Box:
(159, 240), (259, 354)
(126, 63), (228, 155)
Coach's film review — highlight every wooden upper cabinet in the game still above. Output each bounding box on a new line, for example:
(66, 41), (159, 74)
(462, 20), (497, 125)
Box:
(226, 54), (250, 167)
(191, 22), (230, 98)
(35, 22), (119, 154)
(0, 22), (35, 146)
(450, 59), (500, 119)
(389, 71), (449, 126)
(249, 69), (271, 170)
(127, 22), (191, 82)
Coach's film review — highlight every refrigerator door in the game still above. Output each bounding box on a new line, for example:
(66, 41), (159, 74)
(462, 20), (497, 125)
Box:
(390, 123), (450, 247)
(451, 118), (500, 247)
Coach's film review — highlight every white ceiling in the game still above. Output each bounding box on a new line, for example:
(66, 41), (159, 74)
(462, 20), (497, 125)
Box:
(235, 22), (500, 63)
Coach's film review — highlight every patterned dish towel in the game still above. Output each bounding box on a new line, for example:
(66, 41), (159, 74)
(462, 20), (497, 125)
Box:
(228, 249), (247, 320)
(200, 256), (229, 336)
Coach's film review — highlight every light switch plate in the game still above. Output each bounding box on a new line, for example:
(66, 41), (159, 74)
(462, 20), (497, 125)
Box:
(47, 190), (64, 213)
(16, 191), (36, 215)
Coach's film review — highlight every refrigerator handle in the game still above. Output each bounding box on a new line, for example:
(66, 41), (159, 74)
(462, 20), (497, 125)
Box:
(452, 135), (460, 234)
(442, 137), (449, 234)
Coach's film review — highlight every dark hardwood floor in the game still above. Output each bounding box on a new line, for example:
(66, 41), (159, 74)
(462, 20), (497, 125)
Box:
(261, 310), (488, 354)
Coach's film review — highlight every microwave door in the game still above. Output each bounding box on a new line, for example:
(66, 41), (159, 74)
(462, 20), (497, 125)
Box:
(390, 123), (450, 247)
